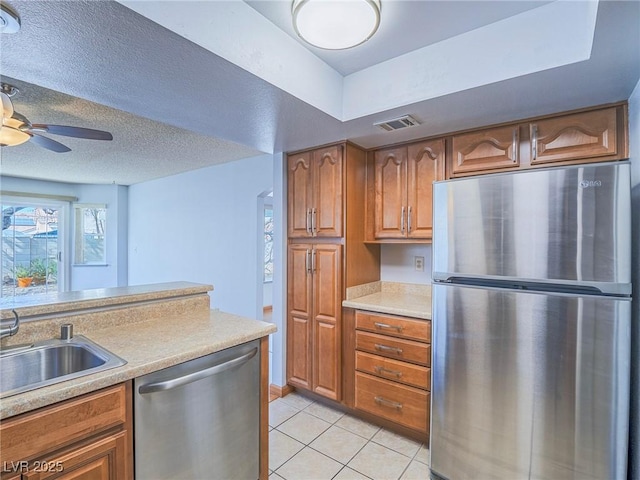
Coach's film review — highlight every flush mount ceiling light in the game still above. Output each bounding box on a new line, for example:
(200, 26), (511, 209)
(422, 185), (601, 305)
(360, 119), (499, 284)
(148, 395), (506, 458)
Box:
(292, 0), (381, 50)
(0, 3), (21, 34)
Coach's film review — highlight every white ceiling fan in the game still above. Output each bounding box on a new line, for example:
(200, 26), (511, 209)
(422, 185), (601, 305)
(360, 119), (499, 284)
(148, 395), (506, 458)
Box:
(0, 82), (113, 153)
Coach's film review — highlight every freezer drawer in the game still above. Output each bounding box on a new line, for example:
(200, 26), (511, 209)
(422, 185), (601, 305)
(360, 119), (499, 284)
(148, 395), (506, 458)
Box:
(431, 284), (630, 480)
(134, 340), (260, 480)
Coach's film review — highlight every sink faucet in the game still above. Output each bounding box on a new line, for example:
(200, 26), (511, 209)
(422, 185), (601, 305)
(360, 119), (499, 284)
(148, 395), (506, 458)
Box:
(0, 310), (20, 339)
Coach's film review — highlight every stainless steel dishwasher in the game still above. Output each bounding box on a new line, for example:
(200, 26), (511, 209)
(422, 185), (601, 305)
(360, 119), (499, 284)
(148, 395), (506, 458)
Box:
(134, 340), (260, 480)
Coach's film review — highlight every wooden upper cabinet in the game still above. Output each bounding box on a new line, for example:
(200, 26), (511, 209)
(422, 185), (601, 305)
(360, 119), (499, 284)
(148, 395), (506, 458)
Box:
(531, 107), (619, 165)
(287, 145), (343, 239)
(374, 147), (407, 239)
(287, 152), (313, 238)
(407, 139), (445, 239)
(373, 140), (444, 240)
(313, 146), (343, 238)
(449, 104), (627, 176)
(451, 125), (519, 176)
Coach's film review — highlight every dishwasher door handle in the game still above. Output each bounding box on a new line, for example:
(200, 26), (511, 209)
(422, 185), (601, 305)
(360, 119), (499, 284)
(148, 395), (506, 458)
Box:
(138, 347), (258, 394)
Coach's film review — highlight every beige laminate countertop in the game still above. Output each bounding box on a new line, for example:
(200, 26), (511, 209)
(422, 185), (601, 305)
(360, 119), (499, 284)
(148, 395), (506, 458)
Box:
(0, 309), (276, 419)
(0, 281), (211, 320)
(342, 282), (432, 320)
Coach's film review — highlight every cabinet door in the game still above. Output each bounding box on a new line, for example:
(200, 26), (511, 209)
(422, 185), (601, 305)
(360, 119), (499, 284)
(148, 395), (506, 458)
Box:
(313, 146), (343, 238)
(531, 108), (618, 165)
(451, 125), (519, 175)
(287, 152), (313, 238)
(374, 148), (407, 239)
(286, 244), (313, 389)
(311, 244), (342, 400)
(23, 432), (127, 480)
(407, 139), (445, 239)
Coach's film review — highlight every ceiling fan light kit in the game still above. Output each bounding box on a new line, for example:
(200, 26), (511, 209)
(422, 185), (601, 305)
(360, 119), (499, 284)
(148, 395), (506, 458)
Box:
(292, 0), (381, 50)
(0, 125), (30, 147)
(0, 3), (21, 34)
(0, 82), (113, 152)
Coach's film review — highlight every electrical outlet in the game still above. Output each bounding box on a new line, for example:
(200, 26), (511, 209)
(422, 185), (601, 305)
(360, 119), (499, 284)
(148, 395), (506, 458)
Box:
(414, 256), (424, 272)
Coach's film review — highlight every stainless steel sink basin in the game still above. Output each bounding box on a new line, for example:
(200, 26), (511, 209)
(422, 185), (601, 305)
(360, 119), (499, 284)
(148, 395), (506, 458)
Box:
(0, 335), (126, 398)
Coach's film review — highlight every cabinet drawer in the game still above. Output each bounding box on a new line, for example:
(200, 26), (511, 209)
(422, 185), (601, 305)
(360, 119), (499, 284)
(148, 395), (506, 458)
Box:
(356, 351), (430, 390)
(355, 372), (429, 432)
(356, 311), (430, 342)
(0, 384), (128, 464)
(356, 331), (430, 366)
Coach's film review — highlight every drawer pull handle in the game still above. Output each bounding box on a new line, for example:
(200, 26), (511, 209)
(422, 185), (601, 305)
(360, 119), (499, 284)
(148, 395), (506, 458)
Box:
(374, 322), (403, 332)
(375, 396), (403, 410)
(374, 366), (402, 378)
(375, 344), (403, 355)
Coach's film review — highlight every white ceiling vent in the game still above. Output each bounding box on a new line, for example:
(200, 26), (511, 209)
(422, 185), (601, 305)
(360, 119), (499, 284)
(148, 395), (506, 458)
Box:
(374, 115), (421, 132)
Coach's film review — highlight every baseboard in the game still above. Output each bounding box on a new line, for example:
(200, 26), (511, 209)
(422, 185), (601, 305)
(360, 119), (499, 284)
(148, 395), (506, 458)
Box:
(269, 383), (294, 400)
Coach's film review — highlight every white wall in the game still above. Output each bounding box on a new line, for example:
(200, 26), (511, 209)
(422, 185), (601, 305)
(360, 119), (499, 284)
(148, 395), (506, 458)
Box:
(627, 79), (640, 480)
(271, 153), (287, 387)
(71, 184), (128, 290)
(127, 154), (274, 319)
(380, 244), (432, 285)
(0, 177), (128, 291)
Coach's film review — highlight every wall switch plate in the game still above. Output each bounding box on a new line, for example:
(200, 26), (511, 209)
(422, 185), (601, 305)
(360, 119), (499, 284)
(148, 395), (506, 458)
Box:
(414, 256), (424, 272)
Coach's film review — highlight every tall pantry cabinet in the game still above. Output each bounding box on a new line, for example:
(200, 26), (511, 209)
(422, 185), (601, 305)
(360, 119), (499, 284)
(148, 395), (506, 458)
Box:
(286, 143), (380, 401)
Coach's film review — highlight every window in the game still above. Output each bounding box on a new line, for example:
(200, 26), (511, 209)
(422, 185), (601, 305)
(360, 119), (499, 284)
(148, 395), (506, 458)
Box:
(74, 205), (106, 265)
(1, 201), (63, 298)
(264, 206), (273, 282)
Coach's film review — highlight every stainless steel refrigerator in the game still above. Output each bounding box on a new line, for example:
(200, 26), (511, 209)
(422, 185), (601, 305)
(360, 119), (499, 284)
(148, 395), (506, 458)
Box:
(430, 162), (632, 480)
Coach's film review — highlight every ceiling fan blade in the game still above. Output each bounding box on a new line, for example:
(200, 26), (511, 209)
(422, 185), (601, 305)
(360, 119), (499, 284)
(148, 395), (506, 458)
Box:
(28, 132), (71, 153)
(30, 124), (113, 140)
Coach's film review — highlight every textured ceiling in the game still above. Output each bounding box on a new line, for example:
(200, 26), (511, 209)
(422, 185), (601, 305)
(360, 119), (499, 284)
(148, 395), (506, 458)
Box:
(0, 77), (262, 185)
(0, 0), (638, 186)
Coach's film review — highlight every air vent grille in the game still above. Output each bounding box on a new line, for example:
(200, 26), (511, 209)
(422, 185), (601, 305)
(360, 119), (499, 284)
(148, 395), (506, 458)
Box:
(374, 115), (420, 132)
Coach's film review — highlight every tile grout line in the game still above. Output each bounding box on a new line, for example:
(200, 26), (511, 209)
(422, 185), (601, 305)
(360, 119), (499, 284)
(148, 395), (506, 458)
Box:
(270, 394), (430, 480)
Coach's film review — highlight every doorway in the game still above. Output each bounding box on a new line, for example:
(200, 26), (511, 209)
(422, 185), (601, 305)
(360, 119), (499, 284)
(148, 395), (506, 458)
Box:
(1, 197), (66, 299)
(257, 189), (274, 382)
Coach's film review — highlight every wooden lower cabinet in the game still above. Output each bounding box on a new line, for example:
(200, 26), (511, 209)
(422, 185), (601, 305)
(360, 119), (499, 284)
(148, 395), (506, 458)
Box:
(0, 383), (132, 480)
(352, 311), (431, 437)
(22, 433), (127, 480)
(355, 372), (429, 432)
(287, 243), (342, 401)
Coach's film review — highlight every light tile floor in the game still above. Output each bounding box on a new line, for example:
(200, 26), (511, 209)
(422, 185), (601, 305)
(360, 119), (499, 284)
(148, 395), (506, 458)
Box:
(269, 392), (430, 480)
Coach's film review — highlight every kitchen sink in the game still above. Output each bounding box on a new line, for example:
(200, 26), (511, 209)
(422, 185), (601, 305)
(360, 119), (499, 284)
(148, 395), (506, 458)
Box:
(0, 335), (126, 398)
